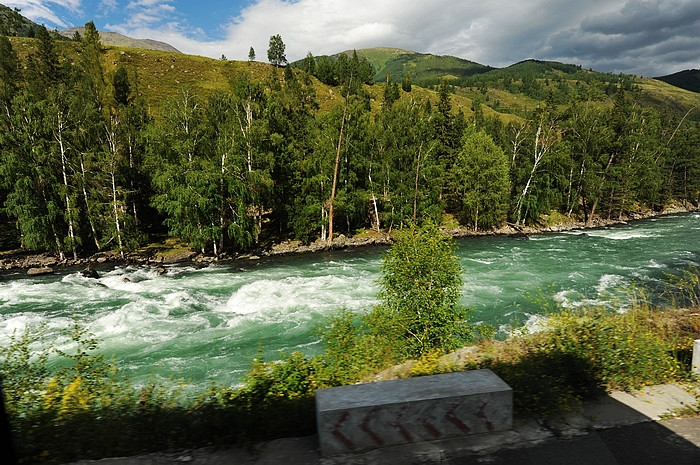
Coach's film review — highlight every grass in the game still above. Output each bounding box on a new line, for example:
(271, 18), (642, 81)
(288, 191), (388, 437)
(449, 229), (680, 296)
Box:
(9, 36), (699, 128)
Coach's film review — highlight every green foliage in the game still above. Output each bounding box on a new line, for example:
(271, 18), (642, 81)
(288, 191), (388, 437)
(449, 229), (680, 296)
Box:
(0, 5), (43, 38)
(382, 71), (400, 108)
(267, 34), (287, 67)
(314, 309), (395, 385)
(112, 65), (131, 106)
(402, 72), (412, 92)
(451, 125), (510, 230)
(1, 36), (699, 258)
(475, 297), (698, 418)
(368, 221), (474, 358)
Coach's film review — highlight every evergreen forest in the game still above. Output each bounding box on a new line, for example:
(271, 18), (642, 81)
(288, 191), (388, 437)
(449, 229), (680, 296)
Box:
(1, 24), (699, 260)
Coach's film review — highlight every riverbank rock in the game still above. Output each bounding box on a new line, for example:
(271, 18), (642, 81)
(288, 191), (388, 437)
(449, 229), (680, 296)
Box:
(161, 250), (197, 264)
(27, 266), (54, 276)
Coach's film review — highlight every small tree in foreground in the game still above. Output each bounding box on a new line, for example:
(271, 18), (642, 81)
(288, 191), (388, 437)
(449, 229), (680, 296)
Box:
(367, 221), (473, 358)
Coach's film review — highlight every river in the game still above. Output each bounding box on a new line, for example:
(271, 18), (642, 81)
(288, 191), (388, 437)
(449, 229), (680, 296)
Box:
(1, 213), (698, 389)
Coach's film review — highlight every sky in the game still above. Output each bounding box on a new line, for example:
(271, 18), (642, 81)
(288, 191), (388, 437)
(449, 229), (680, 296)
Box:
(4, 0), (700, 77)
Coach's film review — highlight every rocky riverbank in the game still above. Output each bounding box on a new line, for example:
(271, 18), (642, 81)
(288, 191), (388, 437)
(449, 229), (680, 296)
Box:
(1, 204), (697, 274)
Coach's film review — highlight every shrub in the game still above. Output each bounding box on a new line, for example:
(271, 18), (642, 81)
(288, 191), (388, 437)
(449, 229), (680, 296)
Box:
(368, 221), (474, 358)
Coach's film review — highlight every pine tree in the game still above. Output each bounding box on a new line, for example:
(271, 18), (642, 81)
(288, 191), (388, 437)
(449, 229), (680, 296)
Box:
(0, 35), (20, 110)
(382, 72), (399, 108)
(25, 25), (60, 98)
(112, 65), (130, 106)
(402, 73), (412, 92)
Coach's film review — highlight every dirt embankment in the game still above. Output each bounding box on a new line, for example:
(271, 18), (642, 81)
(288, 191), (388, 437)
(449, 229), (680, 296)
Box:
(1, 204), (697, 275)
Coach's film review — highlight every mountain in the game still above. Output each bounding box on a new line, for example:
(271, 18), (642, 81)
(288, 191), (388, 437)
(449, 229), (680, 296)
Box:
(655, 69), (700, 93)
(316, 47), (494, 83)
(59, 26), (180, 53)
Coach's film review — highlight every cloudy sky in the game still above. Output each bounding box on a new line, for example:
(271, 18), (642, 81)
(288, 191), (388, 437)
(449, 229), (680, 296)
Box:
(4, 0), (699, 77)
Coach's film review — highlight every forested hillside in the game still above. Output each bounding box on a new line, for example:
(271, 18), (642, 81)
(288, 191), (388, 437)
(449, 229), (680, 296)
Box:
(0, 25), (699, 260)
(656, 69), (700, 94)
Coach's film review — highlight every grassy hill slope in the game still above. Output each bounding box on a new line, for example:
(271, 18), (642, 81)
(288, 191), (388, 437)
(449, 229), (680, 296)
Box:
(349, 47), (493, 83)
(6, 37), (700, 123)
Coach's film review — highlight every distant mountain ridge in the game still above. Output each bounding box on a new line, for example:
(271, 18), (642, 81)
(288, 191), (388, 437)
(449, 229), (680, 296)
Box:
(655, 69), (700, 93)
(59, 26), (180, 53)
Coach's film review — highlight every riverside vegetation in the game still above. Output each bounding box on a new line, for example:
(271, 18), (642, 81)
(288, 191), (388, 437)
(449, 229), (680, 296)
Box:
(2, 223), (700, 463)
(0, 24), (698, 260)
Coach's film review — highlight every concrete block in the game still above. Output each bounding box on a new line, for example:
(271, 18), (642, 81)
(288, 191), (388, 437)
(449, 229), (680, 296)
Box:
(692, 340), (700, 375)
(315, 369), (512, 457)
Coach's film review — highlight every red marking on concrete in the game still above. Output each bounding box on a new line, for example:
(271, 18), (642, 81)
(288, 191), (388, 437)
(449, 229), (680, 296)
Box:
(476, 402), (495, 431)
(360, 407), (385, 446)
(332, 411), (355, 450)
(390, 404), (414, 442)
(445, 402), (470, 433)
(421, 418), (442, 438)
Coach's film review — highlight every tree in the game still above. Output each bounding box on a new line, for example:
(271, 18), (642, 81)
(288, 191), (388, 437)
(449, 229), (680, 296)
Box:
(371, 98), (441, 229)
(112, 65), (130, 106)
(267, 34), (287, 67)
(402, 73), (412, 92)
(368, 221), (472, 358)
(79, 21), (107, 110)
(25, 25), (60, 98)
(248, 47), (255, 62)
(0, 34), (20, 111)
(452, 126), (510, 230)
(382, 71), (399, 108)
(302, 52), (315, 75)
(512, 103), (558, 225)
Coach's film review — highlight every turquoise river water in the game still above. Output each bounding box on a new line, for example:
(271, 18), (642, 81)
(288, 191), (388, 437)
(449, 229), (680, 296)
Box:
(1, 212), (698, 389)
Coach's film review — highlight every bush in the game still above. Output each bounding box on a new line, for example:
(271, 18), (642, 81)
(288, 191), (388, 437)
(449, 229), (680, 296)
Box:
(476, 304), (695, 418)
(368, 221), (474, 358)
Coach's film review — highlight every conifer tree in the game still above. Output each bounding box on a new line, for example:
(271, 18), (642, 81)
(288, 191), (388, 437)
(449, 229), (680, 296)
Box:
(402, 73), (412, 92)
(0, 35), (20, 110)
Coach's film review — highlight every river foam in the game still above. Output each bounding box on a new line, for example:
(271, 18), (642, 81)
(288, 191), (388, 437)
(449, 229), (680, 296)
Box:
(1, 213), (699, 388)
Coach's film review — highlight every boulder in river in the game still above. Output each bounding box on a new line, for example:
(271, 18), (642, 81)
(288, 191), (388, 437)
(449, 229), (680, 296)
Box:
(81, 267), (100, 279)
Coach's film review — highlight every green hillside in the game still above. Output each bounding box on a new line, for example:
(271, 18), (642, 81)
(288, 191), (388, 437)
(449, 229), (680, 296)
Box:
(656, 69), (700, 93)
(312, 47), (494, 83)
(355, 47), (493, 82)
(0, 3), (65, 39)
